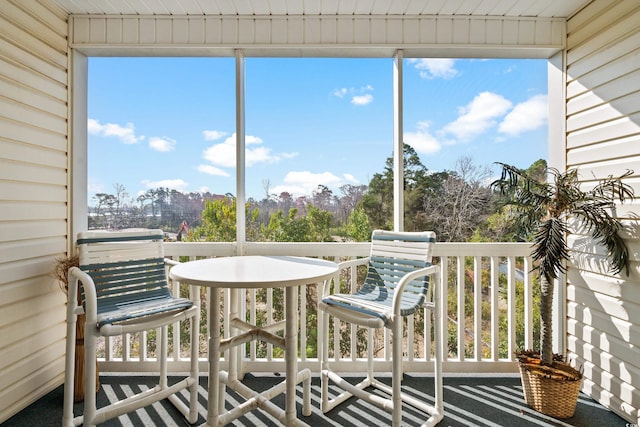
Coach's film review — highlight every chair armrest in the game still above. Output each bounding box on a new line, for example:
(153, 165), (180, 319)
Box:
(68, 266), (98, 324)
(164, 258), (201, 306)
(321, 257), (370, 297)
(165, 257), (180, 267)
(164, 258), (180, 288)
(391, 264), (440, 317)
(338, 256), (370, 269)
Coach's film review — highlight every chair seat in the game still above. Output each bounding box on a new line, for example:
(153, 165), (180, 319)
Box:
(323, 284), (426, 326)
(322, 292), (393, 325)
(97, 295), (194, 328)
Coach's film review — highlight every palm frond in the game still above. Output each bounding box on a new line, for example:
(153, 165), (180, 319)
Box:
(590, 170), (634, 203)
(492, 162), (552, 236)
(532, 218), (569, 282)
(573, 204), (629, 276)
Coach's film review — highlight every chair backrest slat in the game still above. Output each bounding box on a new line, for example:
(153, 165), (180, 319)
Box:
(76, 230), (170, 315)
(365, 230), (436, 315)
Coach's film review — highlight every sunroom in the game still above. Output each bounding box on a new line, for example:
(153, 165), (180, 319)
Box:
(0, 0), (638, 426)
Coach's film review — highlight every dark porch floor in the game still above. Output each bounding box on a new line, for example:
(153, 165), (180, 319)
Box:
(5, 374), (627, 426)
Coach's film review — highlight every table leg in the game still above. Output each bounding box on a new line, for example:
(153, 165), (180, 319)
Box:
(207, 287), (221, 427)
(285, 285), (297, 424)
(229, 287), (240, 382)
(209, 284), (311, 426)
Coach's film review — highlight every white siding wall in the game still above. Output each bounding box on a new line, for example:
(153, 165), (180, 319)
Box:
(566, 0), (640, 423)
(0, 0), (69, 422)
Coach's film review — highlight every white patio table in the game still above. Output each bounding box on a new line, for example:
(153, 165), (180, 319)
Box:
(169, 255), (338, 427)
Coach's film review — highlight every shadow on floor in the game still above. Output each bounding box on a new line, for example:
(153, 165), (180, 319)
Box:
(4, 374), (627, 426)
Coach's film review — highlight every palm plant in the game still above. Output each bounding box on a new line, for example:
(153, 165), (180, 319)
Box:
(492, 162), (633, 366)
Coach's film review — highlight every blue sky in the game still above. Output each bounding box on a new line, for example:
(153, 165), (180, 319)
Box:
(88, 57), (548, 203)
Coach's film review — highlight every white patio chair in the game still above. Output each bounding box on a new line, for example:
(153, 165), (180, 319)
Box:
(319, 230), (443, 427)
(62, 229), (200, 427)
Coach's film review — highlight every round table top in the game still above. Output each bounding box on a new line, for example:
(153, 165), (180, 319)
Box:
(169, 255), (338, 288)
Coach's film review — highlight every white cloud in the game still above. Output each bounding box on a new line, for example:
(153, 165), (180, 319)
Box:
(141, 178), (188, 191)
(202, 133), (298, 170)
(333, 85), (374, 106)
(88, 118), (144, 144)
(148, 136), (176, 152)
(333, 88), (348, 98)
(498, 94), (548, 136)
(197, 164), (230, 177)
(404, 121), (443, 154)
(203, 135), (237, 167)
(409, 59), (459, 79)
(442, 91), (513, 141)
(343, 173), (357, 183)
(88, 182), (104, 195)
(246, 145), (277, 166)
(271, 171), (359, 197)
(351, 93), (373, 106)
(203, 130), (227, 141)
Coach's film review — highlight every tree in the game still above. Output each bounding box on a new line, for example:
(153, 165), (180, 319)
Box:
(264, 208), (310, 242)
(263, 205), (334, 243)
(345, 206), (371, 241)
(195, 196), (261, 242)
(360, 170), (393, 230)
(361, 143), (448, 231)
(307, 204), (333, 242)
(337, 184), (368, 224)
(422, 156), (492, 241)
(137, 192), (152, 214)
(277, 191), (294, 214)
(492, 162), (633, 365)
(312, 185), (335, 211)
(91, 192), (118, 229)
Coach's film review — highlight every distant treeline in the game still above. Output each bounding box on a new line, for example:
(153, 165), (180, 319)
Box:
(89, 145), (546, 244)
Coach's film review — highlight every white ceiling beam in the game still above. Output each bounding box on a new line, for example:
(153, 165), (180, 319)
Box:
(69, 14), (566, 59)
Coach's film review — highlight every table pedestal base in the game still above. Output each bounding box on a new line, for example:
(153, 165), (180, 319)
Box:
(206, 368), (312, 426)
(203, 285), (312, 427)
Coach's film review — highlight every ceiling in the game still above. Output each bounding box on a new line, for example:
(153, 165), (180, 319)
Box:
(52, 0), (591, 19)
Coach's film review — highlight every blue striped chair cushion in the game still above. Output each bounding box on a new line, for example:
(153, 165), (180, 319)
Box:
(323, 230), (435, 325)
(78, 232), (194, 328)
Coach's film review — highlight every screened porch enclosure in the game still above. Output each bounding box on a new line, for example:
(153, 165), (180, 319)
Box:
(85, 56), (548, 223)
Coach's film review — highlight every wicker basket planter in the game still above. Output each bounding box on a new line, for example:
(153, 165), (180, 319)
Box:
(517, 351), (583, 419)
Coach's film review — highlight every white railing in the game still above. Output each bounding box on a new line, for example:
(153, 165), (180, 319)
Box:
(98, 241), (534, 375)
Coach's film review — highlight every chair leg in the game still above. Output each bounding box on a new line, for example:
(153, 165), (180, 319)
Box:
(320, 302), (329, 413)
(160, 326), (168, 389)
(84, 325), (98, 427)
(433, 281), (444, 421)
(187, 306), (200, 424)
(391, 319), (403, 427)
(164, 310), (200, 425)
(367, 327), (374, 383)
(62, 305), (77, 427)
